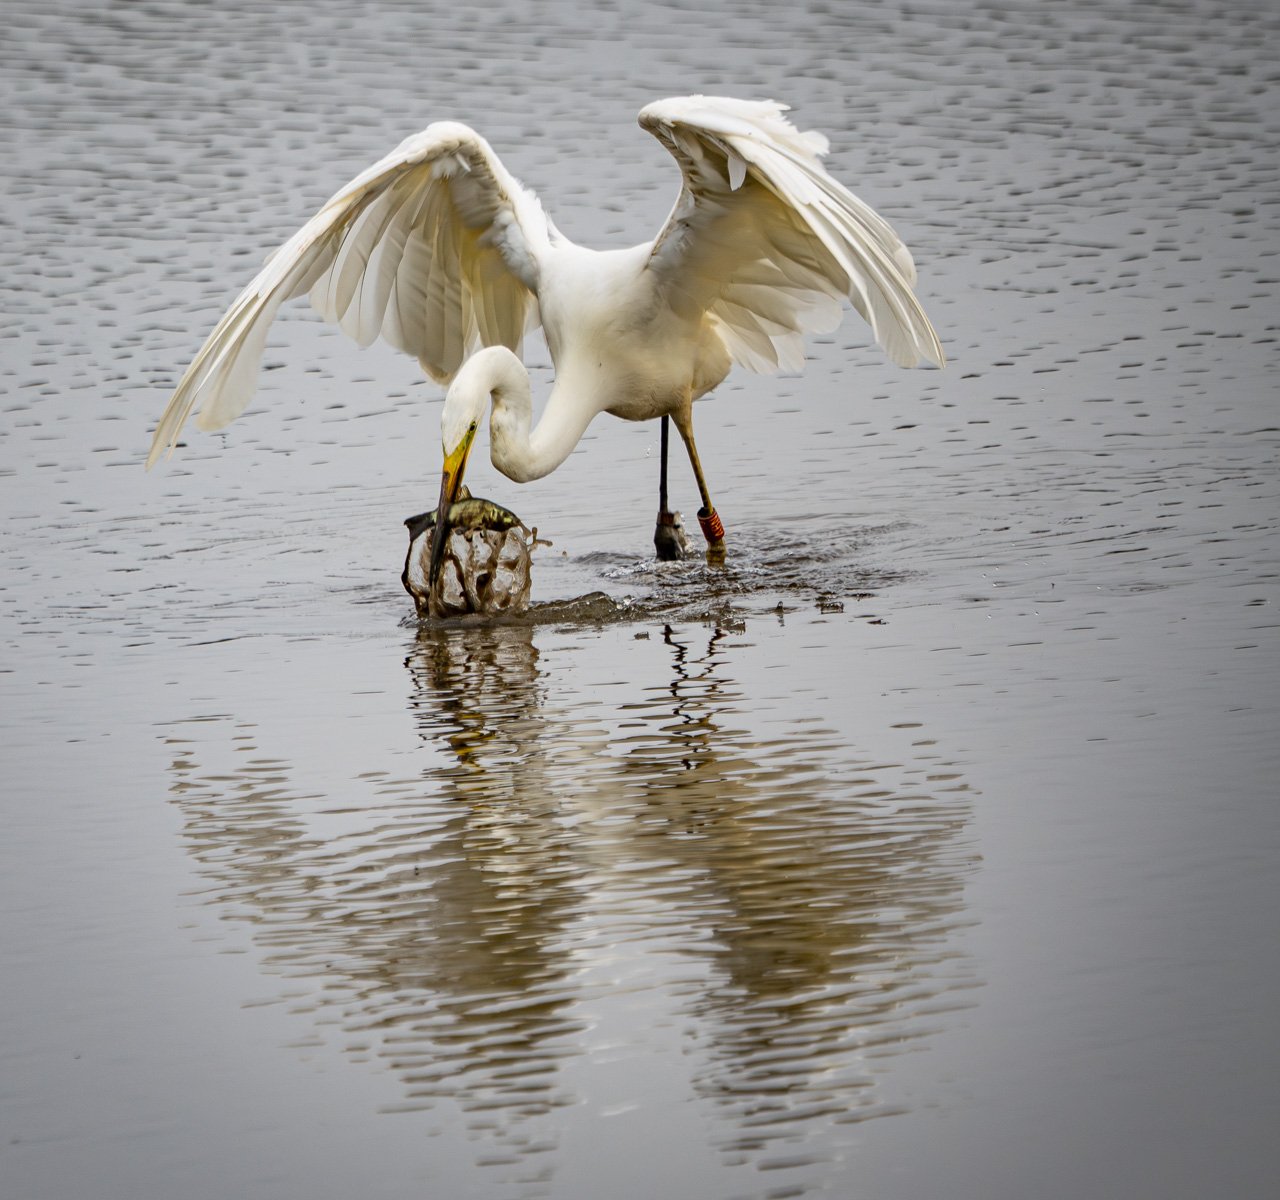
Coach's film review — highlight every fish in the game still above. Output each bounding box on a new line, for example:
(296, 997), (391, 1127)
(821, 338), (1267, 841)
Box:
(403, 486), (530, 542)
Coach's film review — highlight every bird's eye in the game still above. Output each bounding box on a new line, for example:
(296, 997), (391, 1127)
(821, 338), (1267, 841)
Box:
(468, 421), (478, 434)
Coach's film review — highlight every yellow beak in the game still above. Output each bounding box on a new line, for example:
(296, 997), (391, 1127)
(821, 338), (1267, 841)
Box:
(428, 429), (476, 586)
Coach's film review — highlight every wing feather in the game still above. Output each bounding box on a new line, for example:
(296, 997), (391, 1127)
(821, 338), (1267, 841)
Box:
(147, 123), (551, 467)
(640, 95), (944, 374)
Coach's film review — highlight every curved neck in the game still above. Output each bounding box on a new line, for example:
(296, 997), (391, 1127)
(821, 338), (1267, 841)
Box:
(485, 353), (595, 484)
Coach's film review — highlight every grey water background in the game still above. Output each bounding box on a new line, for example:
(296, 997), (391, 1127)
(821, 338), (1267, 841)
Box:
(2, 0), (1277, 1197)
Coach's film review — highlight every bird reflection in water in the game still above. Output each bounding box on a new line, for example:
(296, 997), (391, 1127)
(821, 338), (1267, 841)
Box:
(164, 622), (976, 1182)
(563, 626), (976, 1154)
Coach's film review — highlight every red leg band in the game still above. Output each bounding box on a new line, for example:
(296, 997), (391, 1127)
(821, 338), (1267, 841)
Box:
(698, 507), (725, 542)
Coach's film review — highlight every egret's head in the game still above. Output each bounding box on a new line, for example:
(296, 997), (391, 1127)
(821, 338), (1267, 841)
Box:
(428, 378), (487, 586)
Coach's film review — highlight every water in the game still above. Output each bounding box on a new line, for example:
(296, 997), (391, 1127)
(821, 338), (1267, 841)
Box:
(2, 1), (1278, 1197)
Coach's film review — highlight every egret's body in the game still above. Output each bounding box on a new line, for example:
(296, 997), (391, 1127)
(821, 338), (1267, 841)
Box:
(147, 96), (944, 572)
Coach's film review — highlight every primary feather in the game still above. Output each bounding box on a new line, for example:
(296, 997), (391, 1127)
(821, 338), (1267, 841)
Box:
(146, 124), (549, 467)
(640, 95), (944, 374)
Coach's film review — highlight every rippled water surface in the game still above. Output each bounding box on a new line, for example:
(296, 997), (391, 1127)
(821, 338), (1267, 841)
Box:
(3, 2), (1278, 1198)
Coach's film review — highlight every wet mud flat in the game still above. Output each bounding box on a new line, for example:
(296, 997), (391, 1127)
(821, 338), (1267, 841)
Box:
(2, 2), (1279, 1199)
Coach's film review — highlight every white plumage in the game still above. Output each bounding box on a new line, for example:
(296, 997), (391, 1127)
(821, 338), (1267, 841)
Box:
(147, 95), (944, 556)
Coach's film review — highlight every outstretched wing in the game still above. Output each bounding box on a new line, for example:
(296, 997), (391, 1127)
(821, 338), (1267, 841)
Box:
(147, 123), (552, 467)
(640, 96), (944, 375)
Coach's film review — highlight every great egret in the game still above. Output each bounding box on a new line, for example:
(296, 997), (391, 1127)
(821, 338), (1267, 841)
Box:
(146, 95), (945, 578)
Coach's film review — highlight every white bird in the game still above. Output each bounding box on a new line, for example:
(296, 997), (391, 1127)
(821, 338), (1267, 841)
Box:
(147, 96), (944, 578)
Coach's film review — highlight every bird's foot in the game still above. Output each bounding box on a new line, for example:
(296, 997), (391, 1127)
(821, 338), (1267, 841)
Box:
(698, 507), (726, 566)
(654, 510), (691, 561)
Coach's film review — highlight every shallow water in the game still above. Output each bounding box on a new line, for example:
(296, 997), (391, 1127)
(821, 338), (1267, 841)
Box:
(2, 1), (1278, 1198)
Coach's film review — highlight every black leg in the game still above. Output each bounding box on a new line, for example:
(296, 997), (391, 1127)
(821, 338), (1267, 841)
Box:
(659, 412), (670, 513)
(654, 415), (689, 561)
